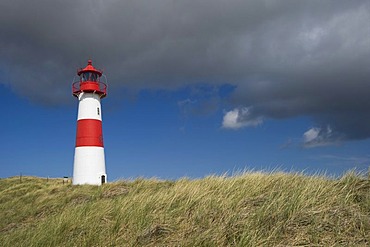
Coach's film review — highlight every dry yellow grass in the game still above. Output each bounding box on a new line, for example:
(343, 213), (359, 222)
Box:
(0, 172), (369, 246)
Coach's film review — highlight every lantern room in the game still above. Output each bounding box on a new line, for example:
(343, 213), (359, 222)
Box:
(72, 59), (107, 98)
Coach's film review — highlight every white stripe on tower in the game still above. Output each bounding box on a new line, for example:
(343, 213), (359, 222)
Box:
(73, 92), (107, 185)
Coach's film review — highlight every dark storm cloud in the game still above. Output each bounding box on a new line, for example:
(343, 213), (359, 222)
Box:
(1, 0), (370, 142)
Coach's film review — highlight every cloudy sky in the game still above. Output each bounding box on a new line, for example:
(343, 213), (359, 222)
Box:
(1, 0), (369, 179)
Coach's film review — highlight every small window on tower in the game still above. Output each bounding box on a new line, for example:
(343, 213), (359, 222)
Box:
(97, 107), (100, 115)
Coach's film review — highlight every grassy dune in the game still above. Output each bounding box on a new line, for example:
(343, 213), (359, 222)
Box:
(0, 172), (369, 246)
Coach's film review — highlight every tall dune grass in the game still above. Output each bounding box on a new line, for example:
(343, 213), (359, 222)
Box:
(0, 172), (369, 246)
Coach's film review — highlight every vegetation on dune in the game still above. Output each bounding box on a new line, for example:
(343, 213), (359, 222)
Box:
(0, 172), (369, 246)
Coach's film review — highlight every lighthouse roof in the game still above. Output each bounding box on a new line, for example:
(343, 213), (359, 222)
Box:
(77, 59), (103, 76)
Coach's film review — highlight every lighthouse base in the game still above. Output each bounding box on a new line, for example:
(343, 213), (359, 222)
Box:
(73, 146), (106, 185)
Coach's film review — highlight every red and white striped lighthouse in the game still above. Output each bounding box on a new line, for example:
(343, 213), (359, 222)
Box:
(72, 59), (107, 185)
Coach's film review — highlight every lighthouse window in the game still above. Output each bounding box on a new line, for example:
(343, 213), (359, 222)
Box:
(80, 72), (98, 82)
(81, 73), (89, 81)
(91, 73), (97, 81)
(97, 107), (100, 115)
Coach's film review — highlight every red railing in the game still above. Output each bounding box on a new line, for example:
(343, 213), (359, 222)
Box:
(72, 81), (107, 98)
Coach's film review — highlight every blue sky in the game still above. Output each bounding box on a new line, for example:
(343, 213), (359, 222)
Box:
(1, 1), (370, 180)
(1, 83), (368, 180)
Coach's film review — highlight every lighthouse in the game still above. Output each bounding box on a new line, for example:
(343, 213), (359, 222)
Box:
(72, 59), (107, 185)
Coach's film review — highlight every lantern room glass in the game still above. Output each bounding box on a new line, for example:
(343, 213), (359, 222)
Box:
(81, 72), (98, 82)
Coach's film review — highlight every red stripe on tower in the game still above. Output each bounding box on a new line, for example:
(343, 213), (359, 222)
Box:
(75, 119), (104, 147)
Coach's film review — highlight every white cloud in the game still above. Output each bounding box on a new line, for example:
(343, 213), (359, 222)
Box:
(303, 127), (321, 143)
(303, 125), (339, 148)
(222, 107), (263, 129)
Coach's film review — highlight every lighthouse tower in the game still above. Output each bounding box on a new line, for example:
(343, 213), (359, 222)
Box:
(72, 59), (107, 185)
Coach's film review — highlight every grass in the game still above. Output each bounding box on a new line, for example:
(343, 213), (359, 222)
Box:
(0, 171), (369, 246)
